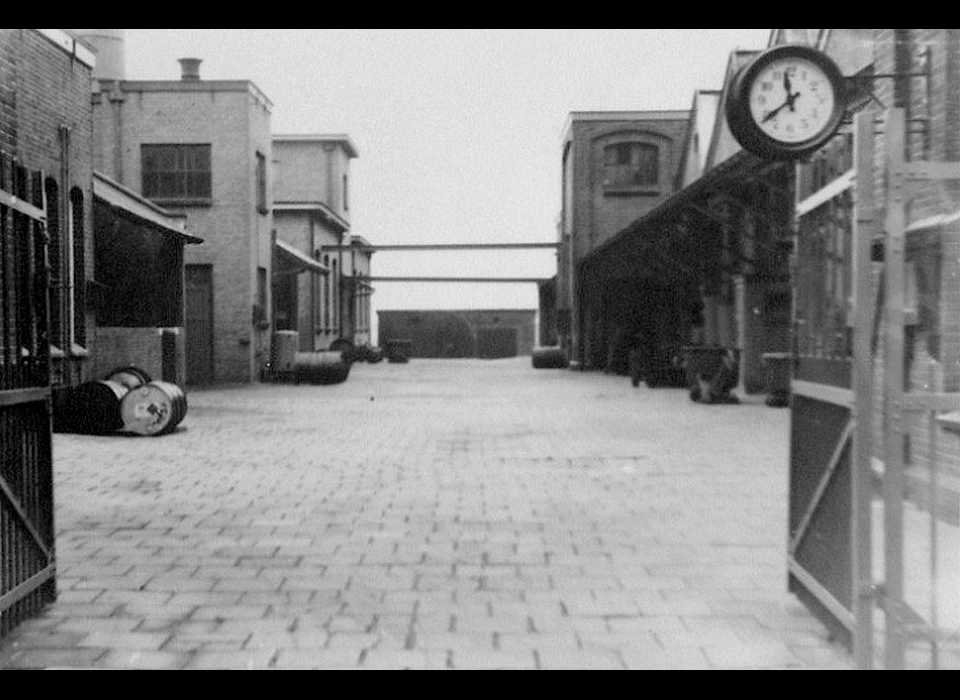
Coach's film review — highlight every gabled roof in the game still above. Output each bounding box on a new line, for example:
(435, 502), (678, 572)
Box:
(677, 90), (721, 189)
(93, 171), (202, 244)
(704, 49), (761, 172)
(275, 239), (330, 275)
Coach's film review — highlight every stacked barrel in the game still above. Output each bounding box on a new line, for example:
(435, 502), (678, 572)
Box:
(54, 367), (187, 436)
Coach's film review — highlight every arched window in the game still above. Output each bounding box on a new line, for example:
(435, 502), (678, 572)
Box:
(70, 187), (86, 346)
(44, 178), (62, 349)
(323, 255), (330, 329)
(603, 142), (659, 190)
(331, 259), (338, 333)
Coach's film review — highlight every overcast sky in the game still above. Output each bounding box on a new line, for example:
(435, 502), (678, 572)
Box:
(123, 29), (772, 319)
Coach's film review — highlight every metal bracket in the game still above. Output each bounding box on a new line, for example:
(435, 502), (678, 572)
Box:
(861, 582), (887, 607)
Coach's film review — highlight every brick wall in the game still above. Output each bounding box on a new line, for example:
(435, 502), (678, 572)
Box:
(0, 29), (95, 386)
(92, 79), (273, 383)
(93, 326), (186, 387)
(568, 116), (689, 261)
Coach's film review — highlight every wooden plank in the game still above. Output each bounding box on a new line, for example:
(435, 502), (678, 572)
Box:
(0, 387), (50, 407)
(788, 557), (856, 631)
(883, 107), (907, 670)
(792, 379), (853, 407)
(0, 189), (45, 222)
(0, 474), (53, 562)
(366, 276), (548, 283)
(903, 161), (960, 181)
(901, 393), (960, 413)
(323, 242), (560, 251)
(789, 419), (854, 555)
(851, 111), (877, 669)
(0, 563), (55, 615)
(796, 169), (856, 217)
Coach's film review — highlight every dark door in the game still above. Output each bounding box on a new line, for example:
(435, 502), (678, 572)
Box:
(185, 264), (214, 385)
(477, 327), (518, 359)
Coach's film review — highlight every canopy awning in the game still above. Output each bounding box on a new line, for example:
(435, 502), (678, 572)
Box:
(93, 171), (202, 244)
(275, 239), (330, 275)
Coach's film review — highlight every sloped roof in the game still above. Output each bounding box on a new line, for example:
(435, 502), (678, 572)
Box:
(704, 49), (761, 172)
(93, 171), (202, 244)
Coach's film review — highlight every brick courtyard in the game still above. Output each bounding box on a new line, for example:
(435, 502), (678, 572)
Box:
(0, 358), (854, 669)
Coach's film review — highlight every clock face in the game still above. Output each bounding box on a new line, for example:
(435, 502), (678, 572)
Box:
(748, 57), (836, 144)
(725, 45), (847, 160)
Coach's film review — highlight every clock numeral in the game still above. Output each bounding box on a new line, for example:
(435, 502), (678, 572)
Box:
(761, 81), (772, 92)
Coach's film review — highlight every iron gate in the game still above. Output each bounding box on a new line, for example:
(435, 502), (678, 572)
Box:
(787, 118), (859, 651)
(788, 110), (960, 669)
(0, 154), (55, 639)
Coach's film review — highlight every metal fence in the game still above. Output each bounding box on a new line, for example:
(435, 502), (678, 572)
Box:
(0, 153), (56, 639)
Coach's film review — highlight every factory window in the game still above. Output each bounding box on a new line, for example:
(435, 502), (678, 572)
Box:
(603, 142), (659, 193)
(142, 144), (212, 205)
(44, 178), (62, 350)
(256, 152), (268, 214)
(69, 187), (86, 347)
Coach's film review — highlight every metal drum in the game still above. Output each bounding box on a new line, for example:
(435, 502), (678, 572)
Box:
(59, 380), (129, 434)
(294, 351), (351, 385)
(119, 381), (188, 436)
(105, 365), (153, 391)
(531, 346), (568, 369)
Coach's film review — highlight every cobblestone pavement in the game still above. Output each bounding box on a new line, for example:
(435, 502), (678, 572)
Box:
(0, 358), (854, 669)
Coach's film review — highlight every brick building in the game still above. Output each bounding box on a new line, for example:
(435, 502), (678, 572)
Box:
(552, 111), (692, 373)
(83, 30), (274, 385)
(271, 134), (373, 352)
(1, 29), (96, 388)
(0, 26), (99, 641)
(378, 309), (536, 359)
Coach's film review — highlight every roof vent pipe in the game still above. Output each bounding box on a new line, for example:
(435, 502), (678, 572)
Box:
(178, 57), (202, 81)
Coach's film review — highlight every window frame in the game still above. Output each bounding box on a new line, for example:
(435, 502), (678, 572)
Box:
(141, 143), (213, 206)
(601, 141), (660, 196)
(256, 151), (268, 215)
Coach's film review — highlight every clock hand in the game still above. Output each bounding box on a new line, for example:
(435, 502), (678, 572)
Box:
(762, 100), (789, 123)
(784, 71), (792, 95)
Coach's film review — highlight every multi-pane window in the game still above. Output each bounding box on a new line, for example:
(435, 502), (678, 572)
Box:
(69, 187), (86, 346)
(603, 142), (659, 190)
(142, 144), (212, 204)
(256, 152), (268, 214)
(43, 180), (86, 350)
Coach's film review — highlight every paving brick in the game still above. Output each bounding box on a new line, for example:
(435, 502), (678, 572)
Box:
(361, 650), (450, 670)
(536, 648), (625, 670)
(0, 359), (858, 670)
(273, 648), (361, 670)
(185, 650), (278, 670)
(77, 631), (171, 650)
(98, 650), (190, 670)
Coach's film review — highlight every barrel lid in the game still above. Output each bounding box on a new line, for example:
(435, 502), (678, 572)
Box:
(119, 383), (182, 435)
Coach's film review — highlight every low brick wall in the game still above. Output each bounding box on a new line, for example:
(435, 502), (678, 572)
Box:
(93, 327), (186, 386)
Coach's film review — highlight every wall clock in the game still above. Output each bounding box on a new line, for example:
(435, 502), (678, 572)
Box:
(726, 44), (848, 160)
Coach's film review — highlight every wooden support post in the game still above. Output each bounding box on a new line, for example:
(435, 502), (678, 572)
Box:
(883, 107), (907, 670)
(851, 111), (876, 669)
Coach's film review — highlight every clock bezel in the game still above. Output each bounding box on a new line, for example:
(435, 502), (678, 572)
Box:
(726, 44), (848, 161)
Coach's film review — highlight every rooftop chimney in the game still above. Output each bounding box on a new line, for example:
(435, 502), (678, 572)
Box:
(178, 57), (202, 81)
